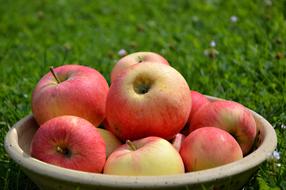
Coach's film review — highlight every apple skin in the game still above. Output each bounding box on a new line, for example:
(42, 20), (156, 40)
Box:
(32, 64), (109, 127)
(180, 127), (243, 172)
(189, 100), (257, 155)
(103, 136), (185, 176)
(30, 115), (106, 173)
(171, 133), (185, 152)
(106, 62), (192, 141)
(188, 90), (209, 122)
(97, 128), (122, 157)
(180, 90), (209, 135)
(110, 52), (169, 82)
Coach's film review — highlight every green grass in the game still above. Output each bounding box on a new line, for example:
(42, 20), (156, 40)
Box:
(0, 0), (285, 189)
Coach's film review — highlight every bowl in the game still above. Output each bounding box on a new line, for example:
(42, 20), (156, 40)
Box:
(4, 96), (277, 190)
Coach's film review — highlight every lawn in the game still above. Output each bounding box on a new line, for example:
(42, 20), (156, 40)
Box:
(0, 0), (285, 189)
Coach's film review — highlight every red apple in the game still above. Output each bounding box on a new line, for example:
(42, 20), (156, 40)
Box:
(180, 90), (209, 135)
(180, 127), (243, 171)
(188, 90), (209, 122)
(97, 128), (122, 157)
(189, 100), (257, 155)
(106, 62), (192, 141)
(30, 115), (106, 173)
(103, 136), (185, 176)
(171, 133), (185, 152)
(32, 64), (109, 127)
(110, 52), (169, 82)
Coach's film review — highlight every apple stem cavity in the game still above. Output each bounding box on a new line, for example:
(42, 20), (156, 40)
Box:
(135, 84), (150, 94)
(50, 66), (61, 84)
(133, 77), (153, 94)
(126, 140), (137, 151)
(56, 146), (72, 158)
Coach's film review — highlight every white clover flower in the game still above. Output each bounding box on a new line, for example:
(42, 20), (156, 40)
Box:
(272, 150), (281, 160)
(118, 49), (127, 56)
(230, 15), (238, 23)
(210, 41), (216, 47)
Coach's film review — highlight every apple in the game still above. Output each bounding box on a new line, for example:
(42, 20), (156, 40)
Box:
(103, 136), (185, 176)
(106, 62), (192, 141)
(97, 128), (122, 157)
(171, 133), (185, 152)
(180, 127), (243, 171)
(32, 64), (109, 127)
(180, 90), (209, 135)
(110, 52), (169, 82)
(189, 100), (257, 155)
(188, 90), (209, 122)
(30, 115), (106, 173)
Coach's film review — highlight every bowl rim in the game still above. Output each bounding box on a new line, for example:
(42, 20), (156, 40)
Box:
(4, 96), (277, 188)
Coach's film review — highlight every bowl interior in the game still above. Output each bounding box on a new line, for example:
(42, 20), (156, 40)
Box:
(5, 96), (277, 190)
(17, 116), (38, 154)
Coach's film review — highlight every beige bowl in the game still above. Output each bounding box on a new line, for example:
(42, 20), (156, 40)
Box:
(5, 96), (277, 190)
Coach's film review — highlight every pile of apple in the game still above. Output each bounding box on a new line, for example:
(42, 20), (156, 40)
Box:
(30, 52), (257, 176)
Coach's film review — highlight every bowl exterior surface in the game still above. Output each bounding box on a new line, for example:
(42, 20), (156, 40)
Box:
(22, 166), (259, 190)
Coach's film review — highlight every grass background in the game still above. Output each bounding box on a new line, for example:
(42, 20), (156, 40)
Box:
(0, 0), (285, 189)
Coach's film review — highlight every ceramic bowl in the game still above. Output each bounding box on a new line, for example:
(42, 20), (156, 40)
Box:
(4, 96), (277, 190)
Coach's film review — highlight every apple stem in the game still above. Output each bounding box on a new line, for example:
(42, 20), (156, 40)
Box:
(50, 66), (61, 84)
(56, 146), (64, 153)
(126, 140), (137, 151)
(137, 56), (144, 63)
